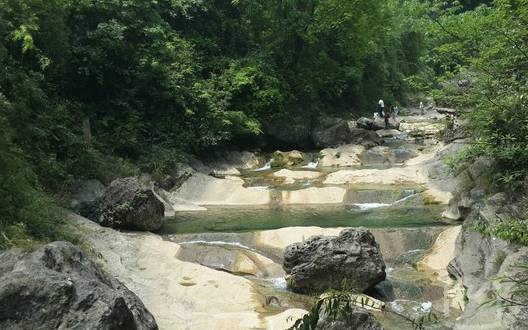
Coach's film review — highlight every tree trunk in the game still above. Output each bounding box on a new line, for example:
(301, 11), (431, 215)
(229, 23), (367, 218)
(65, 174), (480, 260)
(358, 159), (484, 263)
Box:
(82, 117), (92, 146)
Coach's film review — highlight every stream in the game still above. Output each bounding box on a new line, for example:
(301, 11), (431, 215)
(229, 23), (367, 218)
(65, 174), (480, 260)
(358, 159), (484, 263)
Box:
(156, 119), (462, 329)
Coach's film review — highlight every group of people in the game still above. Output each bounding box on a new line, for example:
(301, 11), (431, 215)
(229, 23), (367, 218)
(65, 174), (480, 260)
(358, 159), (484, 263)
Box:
(376, 99), (399, 129)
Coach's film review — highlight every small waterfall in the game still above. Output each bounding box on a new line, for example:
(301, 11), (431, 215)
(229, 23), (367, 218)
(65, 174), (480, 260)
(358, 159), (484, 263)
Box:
(350, 192), (419, 210)
(177, 240), (259, 253)
(254, 160), (272, 171)
(351, 203), (391, 210)
(302, 161), (319, 169)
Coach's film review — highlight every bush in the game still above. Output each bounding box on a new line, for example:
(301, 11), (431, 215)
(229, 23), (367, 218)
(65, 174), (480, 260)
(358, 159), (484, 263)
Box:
(0, 119), (71, 250)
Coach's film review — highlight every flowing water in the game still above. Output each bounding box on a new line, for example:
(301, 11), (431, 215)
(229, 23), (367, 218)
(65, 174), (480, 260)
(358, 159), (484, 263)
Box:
(160, 131), (461, 329)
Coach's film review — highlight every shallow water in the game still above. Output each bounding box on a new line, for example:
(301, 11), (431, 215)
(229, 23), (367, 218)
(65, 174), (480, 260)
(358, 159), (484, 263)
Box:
(160, 203), (450, 235)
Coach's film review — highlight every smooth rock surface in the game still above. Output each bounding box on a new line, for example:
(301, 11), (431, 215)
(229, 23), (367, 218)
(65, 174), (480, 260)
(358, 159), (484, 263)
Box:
(280, 187), (347, 204)
(417, 226), (461, 283)
(319, 145), (365, 167)
(273, 169), (322, 180)
(324, 167), (427, 185)
(283, 229), (386, 293)
(0, 241), (158, 330)
(72, 214), (297, 330)
(170, 173), (270, 205)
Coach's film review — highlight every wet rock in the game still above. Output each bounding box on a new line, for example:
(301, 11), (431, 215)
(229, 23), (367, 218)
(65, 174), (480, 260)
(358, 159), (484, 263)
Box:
(319, 145), (365, 167)
(96, 177), (165, 231)
(175, 244), (283, 278)
(69, 179), (105, 219)
(283, 229), (386, 294)
(0, 241), (158, 330)
(271, 150), (305, 168)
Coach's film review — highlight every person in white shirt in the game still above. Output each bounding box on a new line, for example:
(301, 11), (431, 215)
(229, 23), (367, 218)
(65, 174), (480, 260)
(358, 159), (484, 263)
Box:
(377, 99), (385, 118)
(420, 101), (424, 115)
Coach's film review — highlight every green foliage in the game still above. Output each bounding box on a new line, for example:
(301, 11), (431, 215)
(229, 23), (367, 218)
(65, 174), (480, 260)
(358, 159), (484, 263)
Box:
(288, 288), (439, 330)
(417, 0), (528, 184)
(484, 262), (528, 310)
(491, 219), (528, 246)
(0, 117), (70, 250)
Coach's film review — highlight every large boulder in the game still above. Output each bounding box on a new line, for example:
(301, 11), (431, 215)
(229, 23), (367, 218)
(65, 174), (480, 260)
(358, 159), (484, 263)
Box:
(0, 241), (158, 330)
(271, 150), (305, 168)
(283, 229), (386, 294)
(372, 118), (400, 130)
(312, 119), (357, 148)
(348, 128), (383, 148)
(356, 117), (374, 130)
(312, 118), (382, 148)
(97, 177), (165, 231)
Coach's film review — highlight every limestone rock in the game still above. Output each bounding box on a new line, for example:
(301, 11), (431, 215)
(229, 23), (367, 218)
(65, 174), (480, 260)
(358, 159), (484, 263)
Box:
(283, 229), (386, 294)
(273, 169), (322, 180)
(0, 241), (157, 330)
(97, 177), (165, 231)
(280, 187), (347, 204)
(169, 173), (270, 205)
(271, 150), (305, 168)
(319, 145), (365, 167)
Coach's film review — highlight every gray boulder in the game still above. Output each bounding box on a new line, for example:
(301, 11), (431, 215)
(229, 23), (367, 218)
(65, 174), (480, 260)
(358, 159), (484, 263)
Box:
(349, 128), (383, 149)
(97, 177), (164, 231)
(356, 117), (374, 130)
(372, 118), (400, 130)
(283, 229), (386, 294)
(312, 119), (382, 148)
(316, 305), (384, 330)
(312, 119), (356, 148)
(0, 241), (158, 330)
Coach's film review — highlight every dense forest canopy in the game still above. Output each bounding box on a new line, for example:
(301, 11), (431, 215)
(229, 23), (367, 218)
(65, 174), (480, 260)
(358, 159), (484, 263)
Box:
(1, 0), (527, 247)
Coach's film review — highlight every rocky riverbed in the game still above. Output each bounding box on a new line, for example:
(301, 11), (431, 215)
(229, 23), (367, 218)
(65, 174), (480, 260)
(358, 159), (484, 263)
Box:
(4, 111), (523, 330)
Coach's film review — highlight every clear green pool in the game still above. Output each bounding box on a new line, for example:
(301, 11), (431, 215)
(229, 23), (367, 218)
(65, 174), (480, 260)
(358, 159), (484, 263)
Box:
(159, 203), (451, 235)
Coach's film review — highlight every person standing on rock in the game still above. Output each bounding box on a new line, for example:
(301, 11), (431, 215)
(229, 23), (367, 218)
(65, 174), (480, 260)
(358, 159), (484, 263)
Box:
(377, 99), (385, 118)
(384, 106), (392, 129)
(420, 101), (424, 115)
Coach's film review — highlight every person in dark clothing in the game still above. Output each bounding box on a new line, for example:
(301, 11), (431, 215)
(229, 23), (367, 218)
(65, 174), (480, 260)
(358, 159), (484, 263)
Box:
(384, 106), (392, 129)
